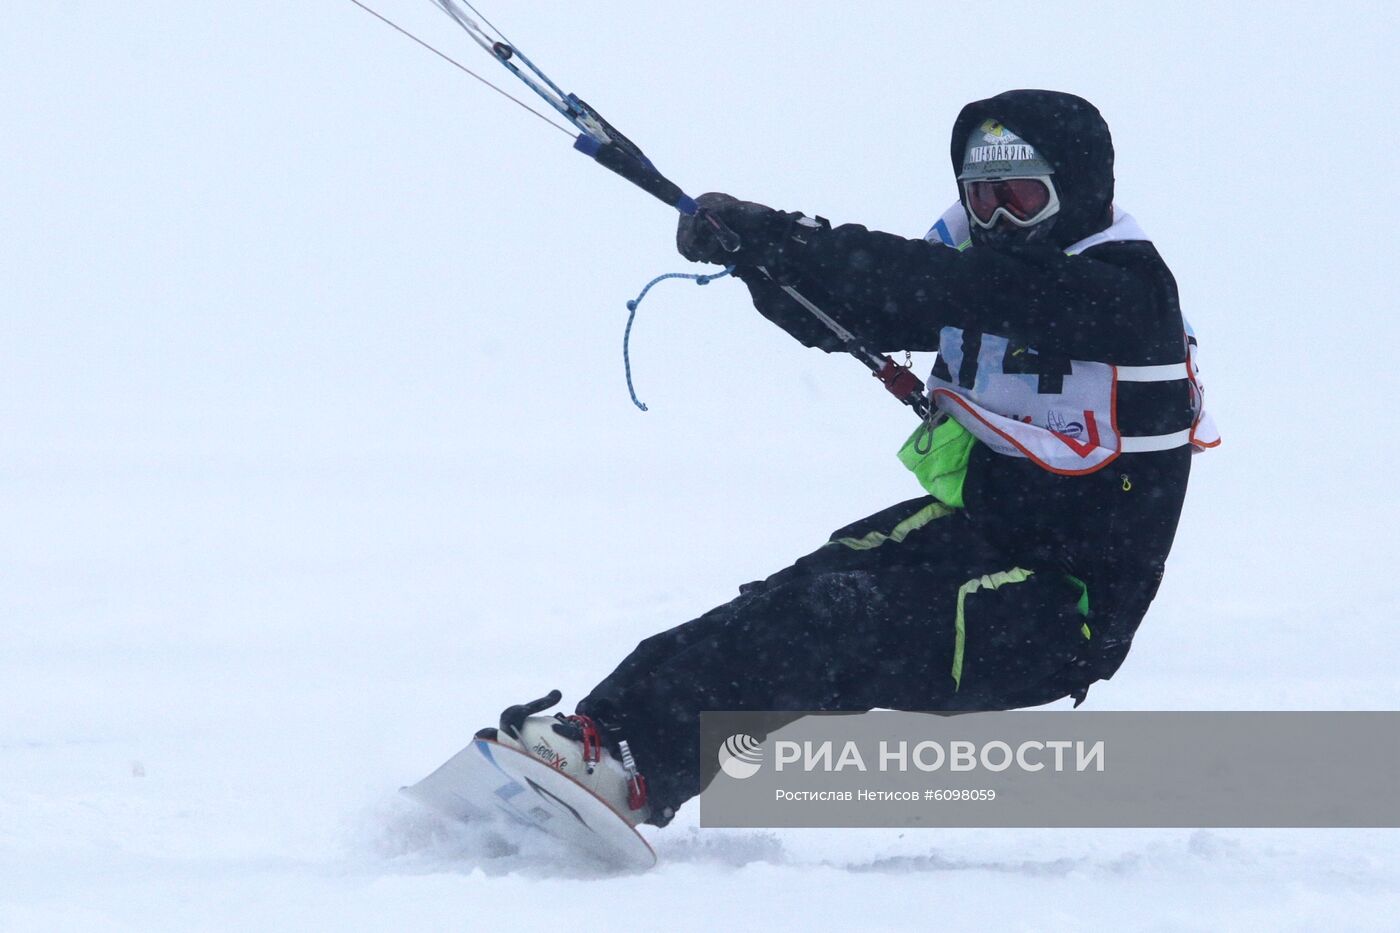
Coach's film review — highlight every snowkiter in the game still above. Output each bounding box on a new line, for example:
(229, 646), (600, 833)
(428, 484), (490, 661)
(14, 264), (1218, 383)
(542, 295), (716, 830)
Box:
(487, 89), (1217, 827)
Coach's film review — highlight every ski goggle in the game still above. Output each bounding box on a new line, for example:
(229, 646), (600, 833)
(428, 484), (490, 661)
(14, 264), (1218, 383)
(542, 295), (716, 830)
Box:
(963, 175), (1060, 229)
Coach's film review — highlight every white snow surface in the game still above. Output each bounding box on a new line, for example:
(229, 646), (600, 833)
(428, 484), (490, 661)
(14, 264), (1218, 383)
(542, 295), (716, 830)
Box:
(3, 1), (1398, 930)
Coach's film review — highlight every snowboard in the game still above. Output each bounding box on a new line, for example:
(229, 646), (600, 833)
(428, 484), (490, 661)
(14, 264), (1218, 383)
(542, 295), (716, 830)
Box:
(402, 733), (657, 871)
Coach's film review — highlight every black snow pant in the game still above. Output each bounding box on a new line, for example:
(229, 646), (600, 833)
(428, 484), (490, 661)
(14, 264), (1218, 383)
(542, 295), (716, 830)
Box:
(577, 496), (1097, 825)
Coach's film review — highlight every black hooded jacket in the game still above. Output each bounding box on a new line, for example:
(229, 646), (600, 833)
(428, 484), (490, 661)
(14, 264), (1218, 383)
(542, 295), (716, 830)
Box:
(730, 89), (1194, 682)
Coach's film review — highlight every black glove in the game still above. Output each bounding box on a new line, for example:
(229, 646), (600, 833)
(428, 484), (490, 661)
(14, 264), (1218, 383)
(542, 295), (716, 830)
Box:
(676, 192), (822, 272)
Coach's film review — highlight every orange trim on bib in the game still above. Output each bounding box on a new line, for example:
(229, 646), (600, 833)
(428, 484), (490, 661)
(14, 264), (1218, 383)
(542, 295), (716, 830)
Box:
(932, 389), (1123, 477)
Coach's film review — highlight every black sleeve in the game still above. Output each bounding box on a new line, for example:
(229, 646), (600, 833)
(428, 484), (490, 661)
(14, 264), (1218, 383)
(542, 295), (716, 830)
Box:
(731, 266), (849, 352)
(739, 221), (1174, 361)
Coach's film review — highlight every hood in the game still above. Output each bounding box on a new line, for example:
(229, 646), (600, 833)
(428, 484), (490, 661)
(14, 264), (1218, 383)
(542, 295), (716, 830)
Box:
(949, 90), (1115, 249)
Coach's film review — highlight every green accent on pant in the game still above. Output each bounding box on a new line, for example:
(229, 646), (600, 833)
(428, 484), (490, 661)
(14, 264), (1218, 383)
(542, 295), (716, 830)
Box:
(831, 500), (955, 551)
(1065, 574), (1092, 639)
(952, 568), (1036, 690)
(898, 417), (976, 509)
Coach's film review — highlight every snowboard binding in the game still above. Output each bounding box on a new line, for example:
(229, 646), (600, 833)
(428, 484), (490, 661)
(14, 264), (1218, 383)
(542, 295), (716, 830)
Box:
(488, 690), (650, 822)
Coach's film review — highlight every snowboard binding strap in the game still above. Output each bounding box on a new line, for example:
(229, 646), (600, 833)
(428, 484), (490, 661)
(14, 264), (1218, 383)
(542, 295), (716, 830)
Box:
(560, 713), (604, 774)
(617, 738), (648, 812)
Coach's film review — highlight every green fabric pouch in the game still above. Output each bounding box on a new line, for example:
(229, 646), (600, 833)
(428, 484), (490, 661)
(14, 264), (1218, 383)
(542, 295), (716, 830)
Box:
(897, 416), (976, 509)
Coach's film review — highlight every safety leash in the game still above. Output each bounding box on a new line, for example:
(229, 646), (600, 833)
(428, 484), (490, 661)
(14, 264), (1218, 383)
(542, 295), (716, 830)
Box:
(622, 266), (735, 411)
